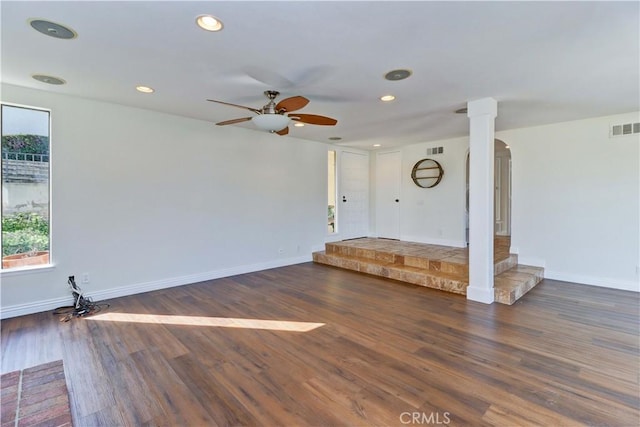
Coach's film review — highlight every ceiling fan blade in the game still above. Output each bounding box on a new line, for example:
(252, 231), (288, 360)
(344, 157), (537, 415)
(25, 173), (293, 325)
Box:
(245, 66), (295, 88)
(276, 127), (289, 136)
(207, 99), (260, 113)
(276, 96), (309, 113)
(290, 113), (337, 126)
(216, 117), (253, 126)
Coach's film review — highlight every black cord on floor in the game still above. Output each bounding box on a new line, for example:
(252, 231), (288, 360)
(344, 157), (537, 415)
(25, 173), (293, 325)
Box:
(53, 276), (110, 322)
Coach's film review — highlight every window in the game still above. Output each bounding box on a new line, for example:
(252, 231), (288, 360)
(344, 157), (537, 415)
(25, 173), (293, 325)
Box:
(1, 104), (51, 270)
(328, 150), (336, 233)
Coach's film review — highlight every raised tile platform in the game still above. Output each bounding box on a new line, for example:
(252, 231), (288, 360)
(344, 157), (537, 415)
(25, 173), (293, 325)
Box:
(312, 237), (543, 305)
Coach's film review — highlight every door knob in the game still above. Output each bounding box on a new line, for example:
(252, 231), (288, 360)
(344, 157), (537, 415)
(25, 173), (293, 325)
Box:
(342, 196), (347, 202)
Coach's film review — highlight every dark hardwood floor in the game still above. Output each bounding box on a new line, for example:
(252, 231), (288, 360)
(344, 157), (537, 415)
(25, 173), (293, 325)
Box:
(2, 262), (639, 426)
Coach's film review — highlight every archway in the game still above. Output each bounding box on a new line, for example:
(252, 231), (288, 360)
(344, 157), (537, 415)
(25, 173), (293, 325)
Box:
(464, 139), (512, 245)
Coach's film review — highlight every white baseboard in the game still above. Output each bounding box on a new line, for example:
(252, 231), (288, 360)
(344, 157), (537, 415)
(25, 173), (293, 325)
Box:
(514, 258), (638, 292)
(544, 270), (639, 292)
(0, 295), (75, 320)
(4, 254), (635, 319)
(466, 286), (495, 304)
(0, 254), (312, 319)
(518, 257), (546, 268)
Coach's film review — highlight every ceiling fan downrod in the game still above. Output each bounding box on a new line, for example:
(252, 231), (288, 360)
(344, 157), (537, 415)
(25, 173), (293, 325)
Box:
(262, 90), (280, 114)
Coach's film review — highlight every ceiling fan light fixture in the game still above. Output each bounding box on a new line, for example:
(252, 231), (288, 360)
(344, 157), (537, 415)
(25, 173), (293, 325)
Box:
(196, 15), (223, 32)
(294, 122), (305, 127)
(252, 114), (291, 132)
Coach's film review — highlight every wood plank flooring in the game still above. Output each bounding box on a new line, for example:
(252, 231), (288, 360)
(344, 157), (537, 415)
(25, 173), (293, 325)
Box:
(1, 262), (639, 426)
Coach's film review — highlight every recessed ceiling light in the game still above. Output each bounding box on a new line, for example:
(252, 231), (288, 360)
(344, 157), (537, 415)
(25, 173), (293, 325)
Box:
(29, 19), (77, 39)
(32, 74), (66, 85)
(384, 69), (412, 81)
(455, 107), (468, 114)
(136, 85), (154, 93)
(328, 137), (342, 141)
(294, 122), (305, 127)
(196, 15), (223, 32)
(380, 95), (395, 102)
(373, 144), (381, 147)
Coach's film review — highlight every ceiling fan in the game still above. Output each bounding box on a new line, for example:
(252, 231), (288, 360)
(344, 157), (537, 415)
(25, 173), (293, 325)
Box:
(207, 90), (337, 135)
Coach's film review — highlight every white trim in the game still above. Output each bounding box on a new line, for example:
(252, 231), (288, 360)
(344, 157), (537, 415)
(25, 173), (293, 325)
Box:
(0, 295), (73, 319)
(517, 257), (546, 268)
(544, 271), (639, 292)
(0, 264), (55, 277)
(323, 233), (348, 244)
(0, 255), (312, 319)
(466, 287), (495, 304)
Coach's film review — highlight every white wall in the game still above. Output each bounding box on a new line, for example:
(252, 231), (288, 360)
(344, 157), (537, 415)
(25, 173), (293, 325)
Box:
(370, 138), (468, 247)
(1, 84), (330, 317)
(401, 138), (469, 247)
(370, 112), (639, 291)
(498, 112), (640, 291)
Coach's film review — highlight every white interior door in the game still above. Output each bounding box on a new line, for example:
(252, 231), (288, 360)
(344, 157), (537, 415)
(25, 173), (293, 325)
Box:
(494, 153), (511, 235)
(339, 151), (369, 239)
(375, 151), (401, 239)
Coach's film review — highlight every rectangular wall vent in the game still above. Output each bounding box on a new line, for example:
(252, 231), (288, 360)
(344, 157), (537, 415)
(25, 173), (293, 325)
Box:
(426, 146), (444, 155)
(610, 122), (640, 138)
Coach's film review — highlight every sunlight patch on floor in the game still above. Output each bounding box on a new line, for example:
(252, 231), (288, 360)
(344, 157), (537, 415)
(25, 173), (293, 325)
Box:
(87, 312), (325, 332)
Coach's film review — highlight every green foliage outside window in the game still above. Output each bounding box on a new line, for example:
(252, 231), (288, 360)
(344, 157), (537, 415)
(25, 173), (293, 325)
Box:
(2, 134), (49, 155)
(1, 213), (49, 256)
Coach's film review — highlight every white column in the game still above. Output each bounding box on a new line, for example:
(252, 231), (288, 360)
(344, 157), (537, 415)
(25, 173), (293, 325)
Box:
(466, 98), (497, 304)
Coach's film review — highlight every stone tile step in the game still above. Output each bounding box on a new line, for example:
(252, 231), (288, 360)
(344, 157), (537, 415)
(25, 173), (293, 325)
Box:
(322, 240), (517, 276)
(325, 238), (464, 260)
(494, 265), (545, 305)
(312, 251), (469, 295)
(495, 254), (519, 275)
(325, 240), (471, 276)
(314, 251), (544, 305)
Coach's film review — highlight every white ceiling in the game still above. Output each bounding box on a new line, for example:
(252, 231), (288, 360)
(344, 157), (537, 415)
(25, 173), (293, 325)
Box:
(2, 1), (639, 149)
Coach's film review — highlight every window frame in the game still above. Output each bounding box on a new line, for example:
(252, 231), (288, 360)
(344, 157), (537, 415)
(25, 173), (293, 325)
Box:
(1, 102), (53, 273)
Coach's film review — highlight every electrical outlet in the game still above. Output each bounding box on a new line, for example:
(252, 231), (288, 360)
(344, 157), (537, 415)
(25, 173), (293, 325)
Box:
(82, 273), (90, 284)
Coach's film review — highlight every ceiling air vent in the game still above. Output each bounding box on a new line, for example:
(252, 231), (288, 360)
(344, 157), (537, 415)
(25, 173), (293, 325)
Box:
(426, 146), (444, 155)
(610, 122), (640, 138)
